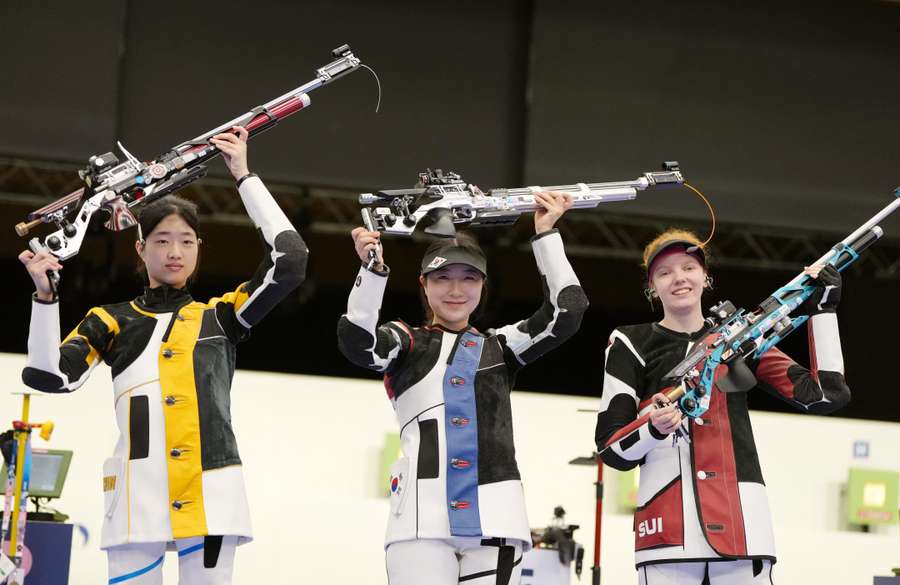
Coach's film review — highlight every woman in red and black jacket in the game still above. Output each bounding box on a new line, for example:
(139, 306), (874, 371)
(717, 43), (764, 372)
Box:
(594, 228), (850, 585)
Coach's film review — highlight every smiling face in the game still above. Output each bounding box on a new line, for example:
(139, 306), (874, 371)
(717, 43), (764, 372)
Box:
(649, 249), (706, 317)
(136, 213), (199, 289)
(419, 264), (485, 331)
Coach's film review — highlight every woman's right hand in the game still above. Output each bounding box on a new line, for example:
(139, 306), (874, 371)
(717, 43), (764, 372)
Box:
(351, 227), (384, 271)
(649, 392), (682, 435)
(19, 249), (61, 300)
(534, 190), (574, 234)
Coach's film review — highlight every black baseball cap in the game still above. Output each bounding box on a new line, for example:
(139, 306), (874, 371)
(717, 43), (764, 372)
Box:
(421, 245), (487, 277)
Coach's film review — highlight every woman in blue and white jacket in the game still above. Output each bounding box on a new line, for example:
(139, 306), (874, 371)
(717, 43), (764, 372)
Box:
(338, 190), (588, 585)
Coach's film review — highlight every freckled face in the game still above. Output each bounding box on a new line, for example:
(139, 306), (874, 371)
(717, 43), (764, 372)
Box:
(649, 251), (706, 315)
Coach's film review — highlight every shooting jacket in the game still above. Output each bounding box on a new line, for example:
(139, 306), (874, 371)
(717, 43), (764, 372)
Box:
(23, 176), (307, 548)
(595, 315), (850, 567)
(337, 230), (588, 548)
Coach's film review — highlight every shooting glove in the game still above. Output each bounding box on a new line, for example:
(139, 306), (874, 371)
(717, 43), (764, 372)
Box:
(796, 264), (841, 315)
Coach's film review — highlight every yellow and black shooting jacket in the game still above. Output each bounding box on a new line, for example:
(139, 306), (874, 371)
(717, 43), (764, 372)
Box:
(23, 176), (307, 548)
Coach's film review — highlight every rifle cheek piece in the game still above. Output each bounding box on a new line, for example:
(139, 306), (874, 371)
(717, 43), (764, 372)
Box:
(422, 208), (456, 238)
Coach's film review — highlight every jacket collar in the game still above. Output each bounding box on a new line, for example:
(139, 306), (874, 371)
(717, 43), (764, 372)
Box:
(136, 285), (193, 313)
(424, 323), (483, 336)
(652, 321), (707, 342)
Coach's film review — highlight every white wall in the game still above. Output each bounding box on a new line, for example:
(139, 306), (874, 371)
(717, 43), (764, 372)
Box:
(0, 352), (897, 584)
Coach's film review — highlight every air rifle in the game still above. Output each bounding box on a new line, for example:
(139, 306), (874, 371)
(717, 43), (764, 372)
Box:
(602, 188), (899, 449)
(359, 162), (685, 238)
(16, 44), (364, 290)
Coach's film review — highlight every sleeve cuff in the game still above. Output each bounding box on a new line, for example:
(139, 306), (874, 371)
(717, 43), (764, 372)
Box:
(236, 172), (258, 188)
(361, 262), (390, 277)
(648, 422), (669, 440)
(530, 228), (560, 243)
(236, 174), (265, 199)
(32, 292), (58, 305)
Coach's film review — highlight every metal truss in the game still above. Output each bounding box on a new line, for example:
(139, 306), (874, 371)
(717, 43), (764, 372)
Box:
(1, 156), (897, 278)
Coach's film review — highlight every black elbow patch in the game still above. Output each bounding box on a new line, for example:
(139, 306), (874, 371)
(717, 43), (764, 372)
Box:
(785, 365), (851, 414)
(552, 285), (589, 336)
(272, 230), (309, 287)
(22, 367), (67, 393)
(337, 317), (379, 368)
(816, 370), (852, 412)
(236, 230), (308, 327)
(557, 284), (589, 315)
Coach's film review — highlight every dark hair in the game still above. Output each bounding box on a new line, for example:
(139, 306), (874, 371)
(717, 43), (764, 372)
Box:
(419, 231), (489, 326)
(135, 196), (201, 285)
(138, 196), (200, 239)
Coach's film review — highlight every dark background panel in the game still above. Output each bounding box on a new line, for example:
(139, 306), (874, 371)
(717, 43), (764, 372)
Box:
(0, 0), (125, 160)
(116, 0), (529, 189)
(525, 0), (900, 233)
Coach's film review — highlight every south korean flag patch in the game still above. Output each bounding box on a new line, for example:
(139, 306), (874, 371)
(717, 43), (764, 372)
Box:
(427, 256), (448, 270)
(388, 458), (410, 516)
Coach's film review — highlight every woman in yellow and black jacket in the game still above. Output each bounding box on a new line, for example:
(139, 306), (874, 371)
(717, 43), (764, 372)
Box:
(19, 126), (307, 585)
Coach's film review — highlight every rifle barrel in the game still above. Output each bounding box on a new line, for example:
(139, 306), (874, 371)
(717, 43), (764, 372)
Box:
(784, 196), (899, 287)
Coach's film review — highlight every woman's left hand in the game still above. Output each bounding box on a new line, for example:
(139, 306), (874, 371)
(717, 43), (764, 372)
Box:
(796, 263), (842, 315)
(649, 393), (683, 435)
(534, 190), (573, 234)
(211, 126), (250, 181)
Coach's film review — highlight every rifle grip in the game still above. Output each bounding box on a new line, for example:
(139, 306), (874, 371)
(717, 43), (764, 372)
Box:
(361, 208), (377, 232)
(15, 219), (42, 237)
(360, 208), (380, 270)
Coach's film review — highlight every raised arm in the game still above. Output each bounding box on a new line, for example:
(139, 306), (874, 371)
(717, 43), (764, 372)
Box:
(753, 264), (850, 414)
(337, 228), (412, 372)
(491, 191), (588, 367)
(207, 127), (308, 334)
(753, 314), (850, 413)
